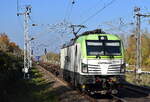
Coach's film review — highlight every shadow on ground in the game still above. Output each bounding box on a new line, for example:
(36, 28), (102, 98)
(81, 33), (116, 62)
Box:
(0, 68), (61, 102)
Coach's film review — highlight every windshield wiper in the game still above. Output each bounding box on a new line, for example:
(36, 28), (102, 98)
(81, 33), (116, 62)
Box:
(96, 54), (101, 59)
(109, 55), (114, 59)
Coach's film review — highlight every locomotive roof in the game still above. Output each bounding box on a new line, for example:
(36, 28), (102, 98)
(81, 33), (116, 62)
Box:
(61, 29), (120, 48)
(78, 29), (106, 36)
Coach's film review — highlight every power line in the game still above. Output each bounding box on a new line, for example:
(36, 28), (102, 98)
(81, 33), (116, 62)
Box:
(102, 20), (134, 34)
(17, 0), (24, 30)
(67, 3), (74, 21)
(17, 16), (24, 30)
(79, 0), (104, 19)
(64, 0), (71, 21)
(80, 0), (117, 24)
(67, 0), (75, 21)
(64, 0), (75, 21)
(17, 0), (19, 12)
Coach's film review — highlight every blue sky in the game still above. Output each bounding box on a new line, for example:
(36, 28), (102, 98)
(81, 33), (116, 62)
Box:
(0, 0), (150, 54)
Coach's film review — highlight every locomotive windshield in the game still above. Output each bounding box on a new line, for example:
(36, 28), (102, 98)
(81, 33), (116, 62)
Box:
(86, 40), (121, 56)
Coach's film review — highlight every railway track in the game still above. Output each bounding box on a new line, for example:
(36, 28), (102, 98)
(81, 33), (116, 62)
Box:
(111, 95), (127, 102)
(117, 87), (150, 102)
(79, 93), (127, 102)
(38, 62), (150, 102)
(123, 82), (150, 96)
(37, 63), (127, 102)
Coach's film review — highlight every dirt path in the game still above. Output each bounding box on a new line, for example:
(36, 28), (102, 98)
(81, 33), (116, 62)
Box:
(37, 65), (90, 102)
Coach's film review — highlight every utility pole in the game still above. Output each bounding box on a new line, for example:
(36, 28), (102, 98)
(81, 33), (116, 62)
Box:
(29, 38), (34, 68)
(17, 5), (32, 79)
(134, 7), (141, 79)
(44, 48), (48, 62)
(70, 24), (86, 37)
(134, 7), (150, 79)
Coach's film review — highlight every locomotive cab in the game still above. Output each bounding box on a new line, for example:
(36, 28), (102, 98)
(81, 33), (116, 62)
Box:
(60, 29), (125, 95)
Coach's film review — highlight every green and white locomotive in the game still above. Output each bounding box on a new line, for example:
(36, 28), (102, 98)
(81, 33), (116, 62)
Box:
(60, 29), (125, 94)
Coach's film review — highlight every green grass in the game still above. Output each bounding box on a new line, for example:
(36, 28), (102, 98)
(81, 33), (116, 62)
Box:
(126, 73), (150, 87)
(126, 66), (150, 71)
(1, 67), (58, 102)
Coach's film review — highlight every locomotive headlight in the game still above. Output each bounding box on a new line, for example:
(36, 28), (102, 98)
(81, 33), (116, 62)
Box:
(112, 77), (117, 82)
(120, 68), (125, 73)
(120, 63), (126, 73)
(109, 77), (117, 82)
(82, 63), (88, 73)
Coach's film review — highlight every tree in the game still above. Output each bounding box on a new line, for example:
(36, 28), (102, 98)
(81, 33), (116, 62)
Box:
(41, 52), (60, 64)
(141, 34), (150, 66)
(0, 33), (10, 52)
(0, 33), (23, 80)
(125, 30), (150, 69)
(125, 34), (136, 65)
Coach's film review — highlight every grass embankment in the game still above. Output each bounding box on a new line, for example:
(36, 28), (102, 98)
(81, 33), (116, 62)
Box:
(126, 73), (150, 87)
(126, 66), (150, 87)
(126, 66), (150, 71)
(1, 67), (58, 102)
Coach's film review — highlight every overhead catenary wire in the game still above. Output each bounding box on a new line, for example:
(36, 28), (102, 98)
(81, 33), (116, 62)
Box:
(102, 17), (134, 33)
(17, 0), (19, 12)
(18, 0), (75, 55)
(64, 0), (71, 21)
(67, 3), (74, 21)
(64, 0), (75, 21)
(80, 0), (117, 25)
(17, 16), (24, 30)
(16, 0), (24, 30)
(79, 0), (104, 19)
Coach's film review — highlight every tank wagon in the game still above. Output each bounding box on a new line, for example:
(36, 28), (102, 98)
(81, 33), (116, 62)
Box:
(60, 29), (125, 94)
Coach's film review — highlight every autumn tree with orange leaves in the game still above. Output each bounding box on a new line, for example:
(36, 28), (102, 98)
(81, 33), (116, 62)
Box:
(0, 33), (23, 93)
(125, 30), (150, 69)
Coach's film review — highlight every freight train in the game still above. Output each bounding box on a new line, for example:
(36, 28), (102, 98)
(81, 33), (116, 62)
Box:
(60, 29), (125, 95)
